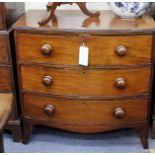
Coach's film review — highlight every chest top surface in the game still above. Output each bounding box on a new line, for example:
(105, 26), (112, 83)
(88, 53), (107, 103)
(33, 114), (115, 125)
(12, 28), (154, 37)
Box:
(13, 10), (155, 35)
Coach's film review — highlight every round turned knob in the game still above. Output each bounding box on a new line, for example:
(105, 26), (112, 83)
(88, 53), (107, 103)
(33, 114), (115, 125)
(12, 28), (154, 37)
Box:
(115, 78), (126, 89)
(44, 105), (55, 116)
(115, 45), (127, 57)
(40, 44), (52, 56)
(42, 76), (53, 86)
(113, 107), (125, 118)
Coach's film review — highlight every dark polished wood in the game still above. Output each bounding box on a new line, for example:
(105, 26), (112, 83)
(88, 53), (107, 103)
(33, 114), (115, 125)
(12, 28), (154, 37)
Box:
(13, 10), (155, 34)
(23, 93), (148, 125)
(13, 10), (155, 148)
(152, 115), (155, 138)
(0, 134), (4, 153)
(16, 33), (152, 65)
(0, 35), (9, 64)
(149, 33), (155, 139)
(0, 30), (22, 142)
(137, 123), (148, 149)
(0, 66), (12, 91)
(6, 120), (22, 142)
(0, 2), (25, 142)
(20, 65), (151, 97)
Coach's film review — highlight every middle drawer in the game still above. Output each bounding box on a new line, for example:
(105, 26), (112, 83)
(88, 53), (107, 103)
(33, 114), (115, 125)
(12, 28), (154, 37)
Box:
(20, 65), (151, 97)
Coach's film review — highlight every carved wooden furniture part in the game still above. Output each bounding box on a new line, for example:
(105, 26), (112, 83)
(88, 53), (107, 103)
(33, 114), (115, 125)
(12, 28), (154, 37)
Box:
(0, 2), (25, 141)
(13, 10), (155, 148)
(38, 2), (100, 26)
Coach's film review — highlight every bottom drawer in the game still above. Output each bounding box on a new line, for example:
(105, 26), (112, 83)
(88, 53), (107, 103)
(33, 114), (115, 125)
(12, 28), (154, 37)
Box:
(23, 93), (148, 124)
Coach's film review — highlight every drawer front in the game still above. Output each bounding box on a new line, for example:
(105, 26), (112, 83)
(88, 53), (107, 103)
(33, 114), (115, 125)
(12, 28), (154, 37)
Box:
(23, 93), (148, 124)
(20, 65), (151, 97)
(0, 35), (9, 64)
(17, 33), (152, 65)
(0, 66), (12, 91)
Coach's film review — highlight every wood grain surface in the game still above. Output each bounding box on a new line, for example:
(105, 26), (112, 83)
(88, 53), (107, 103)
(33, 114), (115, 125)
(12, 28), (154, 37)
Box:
(13, 10), (155, 146)
(20, 65), (151, 97)
(23, 93), (148, 133)
(16, 33), (152, 65)
(13, 10), (155, 35)
(0, 66), (12, 91)
(0, 93), (12, 130)
(0, 35), (9, 64)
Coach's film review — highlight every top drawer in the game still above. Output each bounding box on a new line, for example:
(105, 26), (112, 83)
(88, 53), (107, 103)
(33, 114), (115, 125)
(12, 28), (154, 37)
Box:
(16, 33), (152, 65)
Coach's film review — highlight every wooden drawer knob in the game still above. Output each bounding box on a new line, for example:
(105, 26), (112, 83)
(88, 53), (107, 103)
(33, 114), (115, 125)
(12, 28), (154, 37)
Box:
(41, 44), (52, 56)
(42, 76), (53, 86)
(113, 107), (125, 118)
(44, 105), (54, 116)
(115, 78), (126, 89)
(115, 45), (127, 57)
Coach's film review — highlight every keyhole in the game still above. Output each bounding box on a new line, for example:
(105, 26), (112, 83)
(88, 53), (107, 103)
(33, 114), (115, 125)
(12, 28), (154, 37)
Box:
(82, 71), (85, 74)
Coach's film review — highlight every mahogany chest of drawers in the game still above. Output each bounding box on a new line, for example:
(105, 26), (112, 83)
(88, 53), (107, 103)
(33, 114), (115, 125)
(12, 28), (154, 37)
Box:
(0, 2), (25, 141)
(13, 10), (155, 148)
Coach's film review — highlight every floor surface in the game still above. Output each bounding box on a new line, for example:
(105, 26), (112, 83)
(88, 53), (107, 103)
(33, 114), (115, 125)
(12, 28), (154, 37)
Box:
(3, 127), (155, 153)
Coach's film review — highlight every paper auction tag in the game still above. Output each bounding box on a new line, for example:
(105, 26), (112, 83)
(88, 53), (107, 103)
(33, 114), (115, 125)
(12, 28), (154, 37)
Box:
(79, 46), (89, 66)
